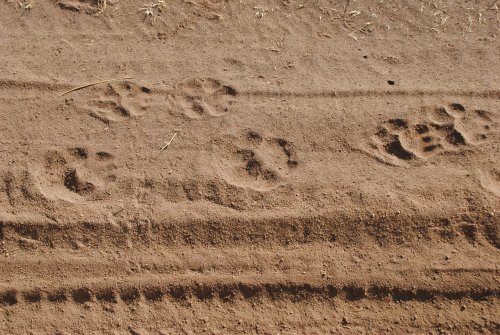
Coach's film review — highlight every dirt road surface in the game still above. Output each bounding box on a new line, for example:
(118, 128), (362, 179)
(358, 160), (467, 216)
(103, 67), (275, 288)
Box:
(0, 1), (499, 334)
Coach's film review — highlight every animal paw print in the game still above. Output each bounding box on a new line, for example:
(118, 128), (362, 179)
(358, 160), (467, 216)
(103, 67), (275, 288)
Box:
(36, 147), (117, 201)
(168, 78), (237, 119)
(369, 103), (496, 164)
(412, 113), (467, 157)
(86, 82), (152, 124)
(426, 103), (495, 144)
(212, 131), (298, 190)
(372, 118), (416, 162)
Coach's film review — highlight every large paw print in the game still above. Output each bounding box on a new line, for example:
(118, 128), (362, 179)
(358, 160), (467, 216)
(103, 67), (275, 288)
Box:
(35, 147), (117, 201)
(372, 118), (416, 162)
(368, 103), (495, 164)
(167, 78), (237, 119)
(427, 103), (495, 144)
(211, 131), (298, 190)
(85, 82), (152, 124)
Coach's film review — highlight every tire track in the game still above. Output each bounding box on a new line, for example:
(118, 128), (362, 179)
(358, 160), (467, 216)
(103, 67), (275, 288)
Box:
(2, 245), (497, 307)
(1, 212), (498, 248)
(1, 280), (498, 306)
(1, 78), (500, 100)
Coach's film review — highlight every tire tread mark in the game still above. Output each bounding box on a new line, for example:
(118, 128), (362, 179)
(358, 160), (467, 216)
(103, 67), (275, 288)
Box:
(1, 283), (498, 306)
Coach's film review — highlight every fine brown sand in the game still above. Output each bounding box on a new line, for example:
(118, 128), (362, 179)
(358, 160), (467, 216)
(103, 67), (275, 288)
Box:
(0, 1), (499, 334)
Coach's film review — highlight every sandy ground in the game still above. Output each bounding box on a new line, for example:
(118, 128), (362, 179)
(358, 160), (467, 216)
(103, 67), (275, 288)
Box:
(0, 0), (499, 334)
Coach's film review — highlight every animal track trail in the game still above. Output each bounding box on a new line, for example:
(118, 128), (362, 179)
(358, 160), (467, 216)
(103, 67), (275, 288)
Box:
(368, 103), (496, 164)
(85, 82), (152, 124)
(212, 131), (298, 190)
(167, 78), (237, 119)
(34, 147), (117, 201)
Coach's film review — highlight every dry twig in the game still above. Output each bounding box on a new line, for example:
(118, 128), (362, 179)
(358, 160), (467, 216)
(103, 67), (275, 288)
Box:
(155, 132), (178, 158)
(485, 0), (498, 11)
(348, 22), (371, 40)
(18, 0), (35, 15)
(60, 77), (133, 96)
(139, 0), (166, 24)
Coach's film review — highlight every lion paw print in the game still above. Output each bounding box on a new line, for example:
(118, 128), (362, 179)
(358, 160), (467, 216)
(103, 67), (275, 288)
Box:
(370, 103), (495, 164)
(212, 131), (298, 190)
(168, 78), (237, 119)
(86, 81), (152, 124)
(37, 147), (117, 200)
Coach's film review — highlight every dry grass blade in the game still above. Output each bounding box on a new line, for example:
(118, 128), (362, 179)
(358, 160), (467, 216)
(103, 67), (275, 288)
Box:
(348, 22), (371, 40)
(485, 0), (498, 11)
(155, 132), (178, 159)
(18, 0), (35, 15)
(60, 77), (134, 96)
(139, 0), (166, 24)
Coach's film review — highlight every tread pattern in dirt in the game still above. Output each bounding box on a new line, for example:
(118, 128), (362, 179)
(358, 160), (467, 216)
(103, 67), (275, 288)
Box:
(1, 213), (498, 249)
(1, 282), (498, 306)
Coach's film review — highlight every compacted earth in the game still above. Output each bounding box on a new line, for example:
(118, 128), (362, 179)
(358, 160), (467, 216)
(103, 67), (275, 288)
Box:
(0, 0), (499, 334)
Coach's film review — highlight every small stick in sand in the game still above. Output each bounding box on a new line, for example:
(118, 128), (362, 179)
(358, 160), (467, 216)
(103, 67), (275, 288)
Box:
(155, 132), (178, 159)
(348, 22), (372, 40)
(60, 77), (134, 96)
(485, 0), (498, 11)
(113, 207), (124, 216)
(18, 0), (35, 15)
(343, 0), (350, 16)
(342, 0), (351, 25)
